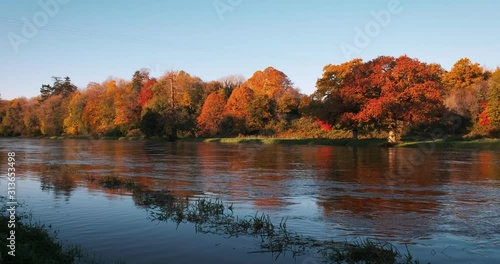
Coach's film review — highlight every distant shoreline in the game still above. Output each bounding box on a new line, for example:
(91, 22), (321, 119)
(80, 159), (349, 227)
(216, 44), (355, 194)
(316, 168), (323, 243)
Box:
(2, 136), (499, 150)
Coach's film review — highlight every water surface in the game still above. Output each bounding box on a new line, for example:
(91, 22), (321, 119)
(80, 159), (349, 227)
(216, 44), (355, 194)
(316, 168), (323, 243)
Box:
(1, 139), (499, 263)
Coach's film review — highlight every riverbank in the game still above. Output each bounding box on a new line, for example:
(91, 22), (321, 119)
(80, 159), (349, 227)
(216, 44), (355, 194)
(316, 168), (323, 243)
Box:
(3, 135), (500, 150)
(398, 138), (500, 150)
(181, 137), (500, 150)
(0, 214), (82, 264)
(181, 137), (387, 147)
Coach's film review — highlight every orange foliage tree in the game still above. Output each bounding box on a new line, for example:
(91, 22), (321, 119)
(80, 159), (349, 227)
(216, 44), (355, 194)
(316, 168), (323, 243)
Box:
(223, 86), (255, 135)
(197, 92), (227, 137)
(443, 58), (488, 90)
(311, 58), (369, 139)
(114, 78), (142, 135)
(229, 67), (301, 135)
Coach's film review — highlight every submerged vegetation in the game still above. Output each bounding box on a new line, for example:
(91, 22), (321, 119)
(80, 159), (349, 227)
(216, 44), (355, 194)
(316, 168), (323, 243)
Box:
(85, 175), (423, 264)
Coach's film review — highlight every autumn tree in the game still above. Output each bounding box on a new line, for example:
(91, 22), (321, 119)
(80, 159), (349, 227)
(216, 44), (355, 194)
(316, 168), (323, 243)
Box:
(444, 81), (488, 118)
(80, 82), (117, 136)
(138, 71), (178, 139)
(312, 56), (445, 140)
(443, 58), (488, 91)
(141, 70), (206, 138)
(140, 75), (171, 137)
(487, 68), (500, 131)
(64, 91), (88, 135)
(311, 58), (367, 139)
(357, 56), (445, 141)
(131, 69), (150, 93)
(197, 92), (227, 137)
(22, 97), (41, 136)
(244, 67), (293, 98)
(173, 71), (205, 115)
(38, 94), (69, 136)
(114, 78), (142, 135)
(0, 98), (27, 136)
(138, 78), (157, 107)
(234, 67), (299, 134)
(223, 86), (255, 135)
(442, 58), (490, 133)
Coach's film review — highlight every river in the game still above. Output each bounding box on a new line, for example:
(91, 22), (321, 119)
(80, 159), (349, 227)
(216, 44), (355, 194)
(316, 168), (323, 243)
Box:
(0, 139), (498, 263)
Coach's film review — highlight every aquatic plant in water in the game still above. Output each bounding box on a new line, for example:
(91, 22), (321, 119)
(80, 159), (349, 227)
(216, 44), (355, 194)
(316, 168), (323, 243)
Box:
(88, 176), (421, 264)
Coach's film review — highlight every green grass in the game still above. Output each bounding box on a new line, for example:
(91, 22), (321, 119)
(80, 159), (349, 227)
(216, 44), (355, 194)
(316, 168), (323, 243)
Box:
(398, 138), (500, 150)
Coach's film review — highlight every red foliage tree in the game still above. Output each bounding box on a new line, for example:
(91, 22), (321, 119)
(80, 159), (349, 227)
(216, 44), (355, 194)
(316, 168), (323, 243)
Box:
(313, 56), (445, 140)
(357, 56), (444, 125)
(138, 78), (157, 107)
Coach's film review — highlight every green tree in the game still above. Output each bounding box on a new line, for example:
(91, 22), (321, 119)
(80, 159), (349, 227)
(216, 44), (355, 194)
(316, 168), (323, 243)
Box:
(246, 94), (274, 134)
(40, 76), (77, 102)
(131, 69), (150, 93)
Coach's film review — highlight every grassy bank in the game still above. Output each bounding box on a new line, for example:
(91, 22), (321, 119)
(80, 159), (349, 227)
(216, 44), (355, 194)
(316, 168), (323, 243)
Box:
(183, 136), (500, 150)
(0, 214), (83, 264)
(28, 135), (386, 146)
(398, 138), (500, 150)
(6, 134), (499, 150)
(180, 137), (387, 147)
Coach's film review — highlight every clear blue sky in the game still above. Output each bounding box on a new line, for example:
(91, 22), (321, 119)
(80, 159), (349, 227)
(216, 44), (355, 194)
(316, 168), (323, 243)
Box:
(1, 0), (499, 100)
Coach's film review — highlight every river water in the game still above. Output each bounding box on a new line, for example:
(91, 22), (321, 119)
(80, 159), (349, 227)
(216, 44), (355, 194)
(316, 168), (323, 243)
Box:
(0, 139), (499, 263)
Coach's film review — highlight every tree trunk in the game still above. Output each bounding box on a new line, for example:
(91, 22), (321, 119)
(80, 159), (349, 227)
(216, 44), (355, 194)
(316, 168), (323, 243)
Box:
(352, 129), (358, 140)
(388, 121), (397, 143)
(388, 129), (397, 143)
